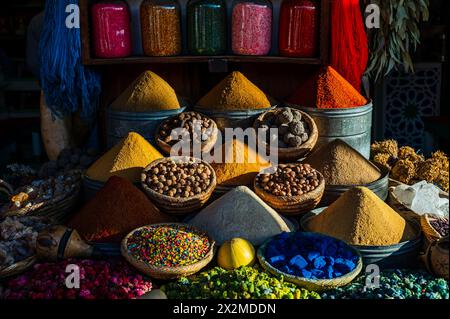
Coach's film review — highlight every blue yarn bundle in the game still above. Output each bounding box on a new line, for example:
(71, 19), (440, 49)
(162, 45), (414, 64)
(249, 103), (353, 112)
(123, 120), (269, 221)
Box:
(265, 232), (359, 280)
(39, 0), (101, 119)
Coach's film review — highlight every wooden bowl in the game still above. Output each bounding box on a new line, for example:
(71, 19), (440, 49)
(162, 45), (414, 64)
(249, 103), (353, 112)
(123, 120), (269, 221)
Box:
(254, 108), (318, 163)
(141, 157), (217, 215)
(257, 233), (363, 292)
(254, 168), (325, 216)
(155, 112), (219, 156)
(121, 223), (215, 280)
(0, 256), (37, 281)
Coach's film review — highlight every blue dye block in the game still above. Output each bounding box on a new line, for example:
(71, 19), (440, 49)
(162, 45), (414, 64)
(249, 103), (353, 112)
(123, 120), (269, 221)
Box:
(313, 256), (327, 269)
(307, 251), (320, 262)
(269, 255), (286, 265)
(334, 258), (355, 274)
(289, 255), (308, 270)
(325, 256), (335, 266)
(326, 266), (334, 279)
(311, 269), (325, 279)
(280, 265), (293, 275)
(300, 269), (312, 279)
(266, 245), (281, 258)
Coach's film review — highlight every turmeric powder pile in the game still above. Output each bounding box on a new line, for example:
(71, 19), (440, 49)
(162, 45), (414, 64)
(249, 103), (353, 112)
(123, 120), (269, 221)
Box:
(211, 139), (270, 187)
(316, 66), (368, 109)
(305, 139), (381, 186)
(306, 187), (418, 246)
(86, 132), (163, 183)
(111, 71), (181, 112)
(196, 71), (271, 111)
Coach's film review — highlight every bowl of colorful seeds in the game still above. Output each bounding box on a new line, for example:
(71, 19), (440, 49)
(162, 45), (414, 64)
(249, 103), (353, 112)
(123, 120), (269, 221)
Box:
(121, 223), (215, 280)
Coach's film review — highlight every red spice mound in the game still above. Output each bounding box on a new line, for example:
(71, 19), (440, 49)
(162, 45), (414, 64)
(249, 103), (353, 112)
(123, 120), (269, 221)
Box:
(68, 176), (174, 242)
(316, 66), (367, 109)
(288, 66), (368, 109)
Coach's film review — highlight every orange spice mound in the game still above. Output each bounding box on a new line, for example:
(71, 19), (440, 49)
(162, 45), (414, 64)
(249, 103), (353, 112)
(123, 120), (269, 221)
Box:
(316, 66), (368, 109)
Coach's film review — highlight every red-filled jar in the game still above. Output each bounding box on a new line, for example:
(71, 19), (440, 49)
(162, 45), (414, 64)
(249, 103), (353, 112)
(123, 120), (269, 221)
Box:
(279, 0), (319, 58)
(91, 1), (132, 58)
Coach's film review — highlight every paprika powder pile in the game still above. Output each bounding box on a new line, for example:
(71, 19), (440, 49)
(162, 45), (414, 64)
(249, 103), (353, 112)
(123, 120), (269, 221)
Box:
(288, 66), (367, 109)
(68, 176), (174, 243)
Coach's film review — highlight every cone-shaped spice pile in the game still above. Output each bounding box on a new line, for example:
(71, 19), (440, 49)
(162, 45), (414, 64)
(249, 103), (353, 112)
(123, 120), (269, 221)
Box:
(189, 186), (292, 246)
(306, 187), (418, 246)
(305, 139), (381, 186)
(211, 139), (270, 187)
(197, 71), (271, 111)
(68, 176), (174, 242)
(86, 132), (163, 183)
(111, 71), (181, 112)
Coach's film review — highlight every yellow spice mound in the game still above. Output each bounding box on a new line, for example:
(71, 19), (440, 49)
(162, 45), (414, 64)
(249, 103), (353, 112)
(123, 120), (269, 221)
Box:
(111, 71), (180, 112)
(211, 139), (270, 187)
(86, 132), (163, 183)
(196, 71), (271, 111)
(307, 187), (417, 246)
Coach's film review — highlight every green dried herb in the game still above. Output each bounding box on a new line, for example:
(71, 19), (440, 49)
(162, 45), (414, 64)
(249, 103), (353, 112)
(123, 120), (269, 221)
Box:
(365, 0), (429, 81)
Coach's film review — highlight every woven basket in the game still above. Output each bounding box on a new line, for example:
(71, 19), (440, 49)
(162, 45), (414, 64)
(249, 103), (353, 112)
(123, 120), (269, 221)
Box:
(422, 236), (449, 279)
(141, 157), (217, 216)
(155, 112), (219, 156)
(0, 180), (80, 224)
(254, 170), (325, 216)
(257, 233), (363, 292)
(388, 179), (449, 225)
(121, 223), (215, 280)
(254, 108), (318, 163)
(0, 256), (37, 281)
(421, 214), (448, 243)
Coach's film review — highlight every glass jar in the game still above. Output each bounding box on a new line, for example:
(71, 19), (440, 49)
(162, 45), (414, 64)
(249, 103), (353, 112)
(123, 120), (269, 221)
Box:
(141, 0), (182, 56)
(187, 0), (227, 55)
(126, 0), (144, 55)
(91, 1), (132, 58)
(231, 0), (272, 56)
(279, 0), (319, 58)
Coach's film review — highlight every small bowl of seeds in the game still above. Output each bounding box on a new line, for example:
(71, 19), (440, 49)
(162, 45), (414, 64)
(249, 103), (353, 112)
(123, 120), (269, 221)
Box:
(254, 163), (325, 216)
(254, 107), (318, 163)
(155, 112), (218, 156)
(141, 157), (217, 215)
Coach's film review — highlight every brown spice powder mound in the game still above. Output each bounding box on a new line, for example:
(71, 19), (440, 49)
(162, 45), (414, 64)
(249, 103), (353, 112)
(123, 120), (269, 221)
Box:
(68, 176), (174, 243)
(196, 71), (271, 111)
(305, 139), (381, 186)
(307, 187), (418, 246)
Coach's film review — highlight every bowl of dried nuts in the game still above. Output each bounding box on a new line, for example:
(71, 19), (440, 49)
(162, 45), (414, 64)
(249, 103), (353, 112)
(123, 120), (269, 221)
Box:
(254, 163), (325, 216)
(254, 107), (318, 163)
(141, 157), (217, 215)
(155, 112), (218, 156)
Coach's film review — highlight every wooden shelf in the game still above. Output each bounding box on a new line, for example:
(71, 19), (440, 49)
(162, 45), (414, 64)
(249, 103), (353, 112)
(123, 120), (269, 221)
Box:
(84, 56), (323, 66)
(80, 0), (331, 66)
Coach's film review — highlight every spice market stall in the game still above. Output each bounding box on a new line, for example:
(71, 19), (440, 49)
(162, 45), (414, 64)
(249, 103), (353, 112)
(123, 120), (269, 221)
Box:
(0, 0), (448, 303)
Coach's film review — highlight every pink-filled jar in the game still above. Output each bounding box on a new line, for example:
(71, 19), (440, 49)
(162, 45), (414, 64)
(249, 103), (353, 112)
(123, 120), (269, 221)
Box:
(231, 0), (272, 56)
(91, 1), (132, 58)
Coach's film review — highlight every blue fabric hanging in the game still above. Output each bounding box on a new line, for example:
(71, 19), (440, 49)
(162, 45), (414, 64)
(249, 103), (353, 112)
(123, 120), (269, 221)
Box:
(39, 0), (101, 119)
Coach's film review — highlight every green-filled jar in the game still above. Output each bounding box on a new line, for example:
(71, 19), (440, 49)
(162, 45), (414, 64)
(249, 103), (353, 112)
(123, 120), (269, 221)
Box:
(187, 0), (227, 55)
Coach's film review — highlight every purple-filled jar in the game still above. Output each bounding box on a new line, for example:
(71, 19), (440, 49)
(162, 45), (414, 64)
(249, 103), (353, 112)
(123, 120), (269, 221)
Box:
(91, 1), (132, 58)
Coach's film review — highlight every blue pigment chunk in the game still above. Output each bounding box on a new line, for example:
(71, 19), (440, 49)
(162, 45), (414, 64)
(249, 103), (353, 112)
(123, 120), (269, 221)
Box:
(281, 265), (293, 274)
(301, 269), (312, 278)
(269, 255), (286, 265)
(311, 269), (325, 279)
(307, 251), (320, 262)
(313, 256), (327, 269)
(289, 255), (308, 270)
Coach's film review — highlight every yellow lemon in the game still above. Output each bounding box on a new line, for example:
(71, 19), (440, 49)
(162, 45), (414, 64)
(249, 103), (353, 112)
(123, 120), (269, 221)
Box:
(217, 238), (256, 270)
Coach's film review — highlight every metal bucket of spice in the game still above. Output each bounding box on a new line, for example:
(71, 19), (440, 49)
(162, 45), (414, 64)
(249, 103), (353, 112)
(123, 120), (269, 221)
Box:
(193, 105), (277, 132)
(301, 207), (423, 269)
(106, 104), (188, 148)
(292, 102), (373, 159)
